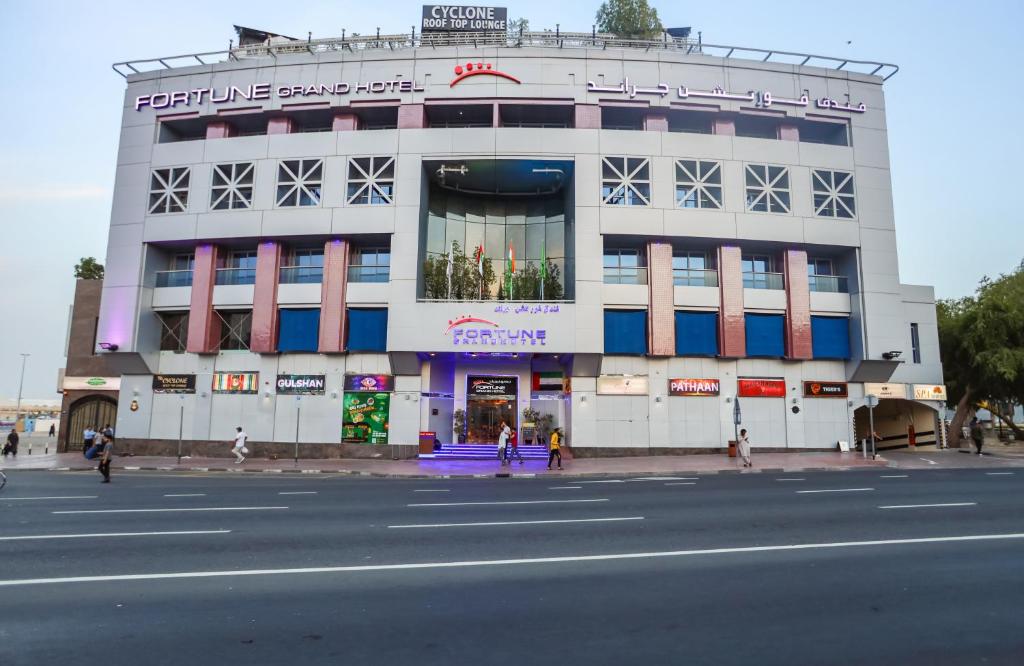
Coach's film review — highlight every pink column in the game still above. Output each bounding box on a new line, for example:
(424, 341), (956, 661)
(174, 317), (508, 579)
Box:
(318, 240), (350, 353)
(332, 113), (361, 131)
(186, 244), (221, 354)
(574, 104), (601, 129)
(267, 117), (296, 134)
(644, 110), (669, 132)
(250, 241), (282, 354)
(206, 121), (236, 139)
(647, 242), (675, 356)
(784, 249), (813, 359)
(779, 124), (799, 141)
(717, 246), (746, 358)
(713, 118), (735, 136)
(397, 104), (426, 129)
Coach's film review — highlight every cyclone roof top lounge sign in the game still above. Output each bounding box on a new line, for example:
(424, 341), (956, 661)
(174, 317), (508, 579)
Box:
(422, 5), (508, 32)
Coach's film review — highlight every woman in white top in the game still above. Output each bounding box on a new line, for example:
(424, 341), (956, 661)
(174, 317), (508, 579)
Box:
(738, 428), (752, 467)
(232, 426), (248, 464)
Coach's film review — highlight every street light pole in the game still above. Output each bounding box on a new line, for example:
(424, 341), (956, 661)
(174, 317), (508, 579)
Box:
(14, 353), (29, 429)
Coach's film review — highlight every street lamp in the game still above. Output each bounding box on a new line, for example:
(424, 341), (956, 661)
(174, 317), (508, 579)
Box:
(14, 353), (29, 429)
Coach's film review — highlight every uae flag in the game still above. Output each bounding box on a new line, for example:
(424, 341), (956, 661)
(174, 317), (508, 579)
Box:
(532, 372), (563, 392)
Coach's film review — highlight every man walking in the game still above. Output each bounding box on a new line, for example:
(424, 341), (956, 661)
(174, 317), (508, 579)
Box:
(98, 431), (113, 483)
(48, 423), (56, 438)
(497, 420), (511, 466)
(970, 417), (984, 455)
(232, 426), (248, 463)
(547, 427), (563, 470)
(507, 428), (524, 465)
(738, 428), (752, 467)
(3, 429), (18, 457)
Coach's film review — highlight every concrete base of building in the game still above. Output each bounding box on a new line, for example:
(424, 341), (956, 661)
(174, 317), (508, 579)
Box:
(115, 439), (420, 460)
(569, 446), (838, 458)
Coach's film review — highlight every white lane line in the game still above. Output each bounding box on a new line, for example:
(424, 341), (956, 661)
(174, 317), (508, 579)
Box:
(549, 486), (582, 490)
(52, 506), (289, 515)
(776, 478), (805, 482)
(413, 489), (451, 493)
(5, 532), (1023, 587)
(0, 496), (97, 501)
(919, 458), (938, 466)
(388, 517), (644, 529)
(164, 493), (206, 497)
(879, 503), (977, 510)
(0, 530), (231, 542)
(278, 491), (318, 495)
(796, 488), (874, 494)
(574, 480), (625, 484)
(664, 482), (696, 486)
(880, 475), (909, 479)
(408, 499), (609, 507)
(986, 472), (1015, 476)
(624, 477), (694, 482)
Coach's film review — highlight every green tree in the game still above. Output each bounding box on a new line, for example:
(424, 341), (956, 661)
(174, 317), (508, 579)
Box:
(595, 0), (663, 39)
(938, 261), (1024, 445)
(74, 256), (104, 279)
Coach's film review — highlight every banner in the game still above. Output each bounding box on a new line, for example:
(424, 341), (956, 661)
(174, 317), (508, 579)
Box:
(913, 384), (947, 401)
(597, 376), (649, 395)
(668, 378), (720, 397)
(803, 381), (848, 398)
(344, 374), (395, 392)
(467, 376), (518, 399)
(62, 376), (121, 391)
(532, 372), (564, 392)
(343, 393), (390, 444)
(152, 374), (196, 394)
(212, 372), (258, 394)
(737, 378), (786, 398)
(864, 383), (907, 399)
(421, 5), (507, 32)
(276, 375), (326, 395)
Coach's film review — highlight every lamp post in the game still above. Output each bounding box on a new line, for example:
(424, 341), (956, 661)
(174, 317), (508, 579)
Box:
(14, 353), (29, 429)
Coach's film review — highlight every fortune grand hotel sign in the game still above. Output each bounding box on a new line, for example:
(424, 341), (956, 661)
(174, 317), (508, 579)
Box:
(444, 314), (547, 347)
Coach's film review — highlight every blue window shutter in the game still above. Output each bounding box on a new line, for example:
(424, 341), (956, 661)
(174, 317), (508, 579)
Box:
(811, 316), (851, 359)
(347, 308), (388, 352)
(745, 313), (785, 357)
(604, 310), (647, 355)
(277, 308), (320, 352)
(675, 311), (718, 356)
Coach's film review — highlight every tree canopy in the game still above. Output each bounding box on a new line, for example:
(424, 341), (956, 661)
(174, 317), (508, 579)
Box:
(74, 257), (104, 280)
(595, 0), (663, 39)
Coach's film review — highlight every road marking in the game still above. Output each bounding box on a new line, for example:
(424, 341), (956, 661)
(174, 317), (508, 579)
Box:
(278, 491), (318, 495)
(52, 506), (289, 515)
(879, 503), (977, 510)
(0, 530), (231, 542)
(0, 496), (97, 501)
(775, 478), (805, 482)
(408, 499), (609, 507)
(664, 482), (696, 486)
(388, 517), (644, 529)
(919, 458), (938, 465)
(163, 493), (206, 497)
(880, 475), (909, 479)
(5, 532), (1023, 587)
(549, 486), (582, 490)
(796, 488), (874, 494)
(624, 477), (695, 482)
(986, 472), (1014, 476)
(413, 489), (450, 493)
(574, 480), (625, 484)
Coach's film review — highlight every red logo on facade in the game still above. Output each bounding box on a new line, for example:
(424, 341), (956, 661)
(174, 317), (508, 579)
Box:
(444, 315), (500, 334)
(450, 62), (521, 87)
(737, 378), (787, 398)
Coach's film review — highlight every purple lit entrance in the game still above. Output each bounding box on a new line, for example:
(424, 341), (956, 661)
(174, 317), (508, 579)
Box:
(466, 375), (517, 443)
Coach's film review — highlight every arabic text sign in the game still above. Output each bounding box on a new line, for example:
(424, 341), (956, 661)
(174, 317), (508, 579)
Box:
(344, 374), (395, 393)
(803, 381), (848, 398)
(276, 375), (326, 395)
(152, 374), (196, 394)
(422, 5), (507, 31)
(913, 384), (947, 401)
(668, 378), (720, 397)
(737, 378), (786, 398)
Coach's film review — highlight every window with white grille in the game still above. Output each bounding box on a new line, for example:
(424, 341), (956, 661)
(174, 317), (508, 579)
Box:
(812, 170), (856, 218)
(148, 167), (190, 214)
(601, 157), (650, 206)
(210, 162), (255, 210)
(744, 164), (790, 213)
(347, 157), (395, 205)
(675, 160), (723, 209)
(276, 159), (323, 207)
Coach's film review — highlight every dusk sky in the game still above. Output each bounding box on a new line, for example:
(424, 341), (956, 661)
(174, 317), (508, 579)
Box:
(1, 0), (1021, 400)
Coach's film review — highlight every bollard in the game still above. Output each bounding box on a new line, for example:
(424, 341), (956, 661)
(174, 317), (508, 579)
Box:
(28, 441), (33, 455)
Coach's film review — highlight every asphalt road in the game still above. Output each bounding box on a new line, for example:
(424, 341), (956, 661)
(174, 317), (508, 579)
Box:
(1, 468), (1022, 665)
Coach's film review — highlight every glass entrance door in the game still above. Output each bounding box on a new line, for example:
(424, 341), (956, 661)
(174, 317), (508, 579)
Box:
(466, 399), (516, 444)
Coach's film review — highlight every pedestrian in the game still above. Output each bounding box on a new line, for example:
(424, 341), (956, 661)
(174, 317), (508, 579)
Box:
(738, 428), (752, 467)
(48, 423), (56, 438)
(98, 431), (113, 483)
(497, 420), (511, 466)
(3, 429), (17, 457)
(102, 423), (114, 441)
(83, 425), (96, 456)
(970, 417), (984, 456)
(547, 427), (563, 470)
(508, 428), (524, 465)
(232, 426), (249, 463)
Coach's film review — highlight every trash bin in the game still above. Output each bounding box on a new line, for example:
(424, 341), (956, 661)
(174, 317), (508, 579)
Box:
(728, 440), (737, 458)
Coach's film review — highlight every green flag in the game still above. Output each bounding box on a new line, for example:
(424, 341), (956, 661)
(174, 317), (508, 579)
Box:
(540, 240), (547, 301)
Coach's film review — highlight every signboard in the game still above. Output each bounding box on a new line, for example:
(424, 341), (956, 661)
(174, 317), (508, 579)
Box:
(863, 383), (907, 400)
(276, 375), (326, 395)
(212, 372), (258, 394)
(152, 374), (196, 394)
(344, 374), (395, 393)
(737, 378), (786, 398)
(62, 376), (121, 391)
(913, 384), (948, 401)
(668, 378), (721, 397)
(422, 5), (507, 31)
(803, 381), (849, 398)
(342, 393), (390, 444)
(467, 375), (518, 399)
(597, 376), (649, 395)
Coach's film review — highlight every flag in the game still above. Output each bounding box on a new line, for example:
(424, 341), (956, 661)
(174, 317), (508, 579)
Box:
(539, 239), (547, 301)
(445, 240), (454, 299)
(506, 243), (516, 300)
(475, 244), (484, 276)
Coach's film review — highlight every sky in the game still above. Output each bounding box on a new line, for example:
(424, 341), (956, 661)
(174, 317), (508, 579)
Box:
(0, 0), (1021, 400)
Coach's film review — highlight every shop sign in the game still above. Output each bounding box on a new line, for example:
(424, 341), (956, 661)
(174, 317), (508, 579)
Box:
(62, 376), (121, 391)
(737, 378), (786, 398)
(864, 383), (907, 400)
(597, 376), (649, 395)
(344, 374), (395, 393)
(152, 374), (196, 394)
(467, 375), (518, 398)
(668, 378), (720, 397)
(803, 381), (848, 398)
(445, 315), (547, 347)
(135, 80), (426, 111)
(913, 384), (948, 401)
(212, 372), (258, 394)
(276, 375), (326, 395)
(422, 5), (507, 31)
(343, 393), (390, 444)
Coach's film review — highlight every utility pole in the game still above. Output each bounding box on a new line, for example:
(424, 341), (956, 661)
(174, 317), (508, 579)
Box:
(14, 353), (29, 429)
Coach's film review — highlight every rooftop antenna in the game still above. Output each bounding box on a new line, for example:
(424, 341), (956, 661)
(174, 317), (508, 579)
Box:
(307, 31), (312, 43)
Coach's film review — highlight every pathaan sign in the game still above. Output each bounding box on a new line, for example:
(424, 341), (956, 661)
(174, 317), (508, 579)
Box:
(803, 381), (849, 398)
(276, 375), (326, 395)
(422, 5), (508, 31)
(152, 374), (196, 394)
(668, 378), (720, 397)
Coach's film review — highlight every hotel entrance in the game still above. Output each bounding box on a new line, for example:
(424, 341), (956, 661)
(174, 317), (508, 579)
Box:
(466, 376), (518, 443)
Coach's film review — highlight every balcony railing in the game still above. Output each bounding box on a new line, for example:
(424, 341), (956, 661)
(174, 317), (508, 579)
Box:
(743, 271), (785, 290)
(808, 274), (849, 293)
(214, 268), (256, 286)
(155, 270), (193, 288)
(279, 265), (323, 284)
(673, 269), (719, 288)
(603, 267), (648, 285)
(348, 265), (390, 283)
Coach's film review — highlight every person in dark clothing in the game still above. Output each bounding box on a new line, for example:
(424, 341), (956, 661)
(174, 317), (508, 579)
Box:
(3, 430), (18, 456)
(48, 423), (56, 437)
(970, 417), (985, 455)
(98, 433), (113, 483)
(83, 426), (96, 456)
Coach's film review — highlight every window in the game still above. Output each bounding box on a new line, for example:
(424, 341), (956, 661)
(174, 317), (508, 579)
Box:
(278, 309), (320, 353)
(812, 316), (851, 359)
(745, 313), (785, 357)
(216, 310), (252, 351)
(742, 254), (783, 290)
(347, 157), (395, 205)
(349, 247), (391, 282)
(812, 170), (856, 218)
(156, 253), (195, 287)
(675, 160), (722, 209)
(745, 164), (790, 213)
(276, 159), (323, 207)
(604, 310), (647, 355)
(675, 311), (718, 356)
(346, 308), (388, 352)
(157, 312), (189, 352)
(910, 323), (921, 364)
(602, 157), (650, 206)
(807, 257), (847, 293)
(668, 110), (713, 135)
(673, 251), (716, 287)
(216, 251), (257, 286)
(148, 167), (190, 214)
(601, 107), (645, 131)
(797, 119), (849, 146)
(735, 115), (779, 140)
(604, 249), (645, 284)
(280, 249), (323, 284)
(171, 254), (195, 271)
(210, 162), (255, 210)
